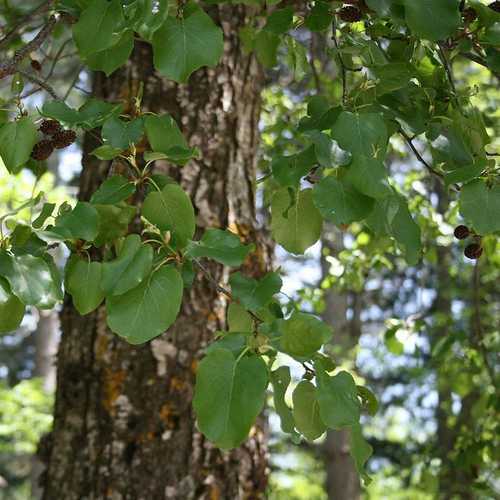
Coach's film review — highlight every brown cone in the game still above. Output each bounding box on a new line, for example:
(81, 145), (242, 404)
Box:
(39, 119), (62, 136)
(52, 129), (77, 149)
(31, 140), (54, 161)
(338, 5), (363, 22)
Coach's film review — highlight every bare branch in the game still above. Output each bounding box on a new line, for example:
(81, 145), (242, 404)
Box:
(0, 0), (55, 48)
(18, 69), (59, 99)
(0, 14), (58, 80)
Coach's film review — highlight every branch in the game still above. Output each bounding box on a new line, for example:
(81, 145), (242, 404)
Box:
(18, 69), (59, 99)
(458, 52), (500, 80)
(0, 14), (58, 80)
(192, 258), (263, 324)
(437, 43), (457, 99)
(472, 261), (496, 385)
(399, 129), (444, 180)
(0, 0), (55, 48)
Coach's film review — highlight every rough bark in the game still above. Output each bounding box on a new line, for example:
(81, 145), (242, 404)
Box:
(41, 6), (271, 499)
(320, 227), (362, 500)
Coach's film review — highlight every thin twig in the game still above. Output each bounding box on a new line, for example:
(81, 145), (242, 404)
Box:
(192, 258), (263, 324)
(458, 52), (500, 80)
(0, 14), (58, 80)
(0, 0), (55, 48)
(63, 65), (85, 100)
(438, 43), (457, 96)
(18, 69), (59, 99)
(399, 129), (444, 179)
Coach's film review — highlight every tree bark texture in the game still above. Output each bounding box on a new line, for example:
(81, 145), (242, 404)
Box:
(41, 6), (271, 499)
(320, 227), (362, 500)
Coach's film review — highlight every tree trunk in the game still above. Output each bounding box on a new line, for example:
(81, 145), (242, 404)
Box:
(320, 227), (362, 500)
(41, 6), (270, 499)
(434, 184), (477, 499)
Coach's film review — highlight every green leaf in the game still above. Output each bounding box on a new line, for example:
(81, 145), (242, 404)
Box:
(91, 145), (123, 160)
(0, 277), (25, 333)
(0, 251), (61, 309)
(390, 196), (422, 265)
(144, 114), (189, 164)
(331, 112), (388, 159)
(305, 2), (333, 31)
(106, 265), (183, 344)
(186, 229), (254, 267)
(128, 0), (169, 41)
(229, 271), (282, 311)
(0, 118), (38, 174)
(101, 235), (153, 296)
(270, 366), (295, 434)
(152, 3), (224, 82)
(292, 380), (326, 441)
(254, 30), (280, 68)
(42, 99), (123, 130)
(357, 386), (379, 416)
(142, 183), (195, 248)
(93, 203), (136, 247)
(65, 256), (105, 315)
(264, 7), (293, 34)
(85, 29), (134, 76)
(73, 0), (125, 57)
(90, 175), (135, 205)
(227, 302), (253, 332)
(344, 155), (392, 199)
(404, 0), (460, 42)
(280, 312), (331, 358)
(32, 203), (56, 229)
(459, 180), (500, 234)
(350, 423), (373, 485)
(193, 349), (268, 449)
(271, 146), (316, 187)
(52, 202), (99, 241)
(315, 369), (360, 429)
(271, 188), (322, 254)
(308, 131), (351, 168)
(102, 116), (144, 150)
(443, 162), (485, 186)
(371, 62), (414, 95)
(298, 97), (341, 132)
(313, 177), (375, 225)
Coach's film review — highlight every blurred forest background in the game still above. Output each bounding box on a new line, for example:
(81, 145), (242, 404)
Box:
(0, 1), (498, 499)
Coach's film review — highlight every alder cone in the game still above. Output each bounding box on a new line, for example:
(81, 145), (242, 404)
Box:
(462, 7), (477, 23)
(52, 129), (76, 149)
(489, 1), (500, 13)
(40, 119), (62, 136)
(338, 5), (363, 22)
(31, 140), (54, 161)
(453, 225), (470, 240)
(31, 59), (42, 72)
(464, 243), (483, 259)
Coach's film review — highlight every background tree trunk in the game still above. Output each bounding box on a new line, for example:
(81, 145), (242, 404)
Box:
(41, 6), (271, 499)
(320, 226), (362, 500)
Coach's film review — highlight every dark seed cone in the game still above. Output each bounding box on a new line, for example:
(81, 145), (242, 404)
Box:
(338, 5), (363, 22)
(464, 243), (483, 259)
(31, 59), (42, 72)
(454, 225), (470, 240)
(31, 140), (54, 161)
(462, 7), (477, 23)
(489, 1), (500, 12)
(39, 119), (62, 136)
(52, 129), (76, 149)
